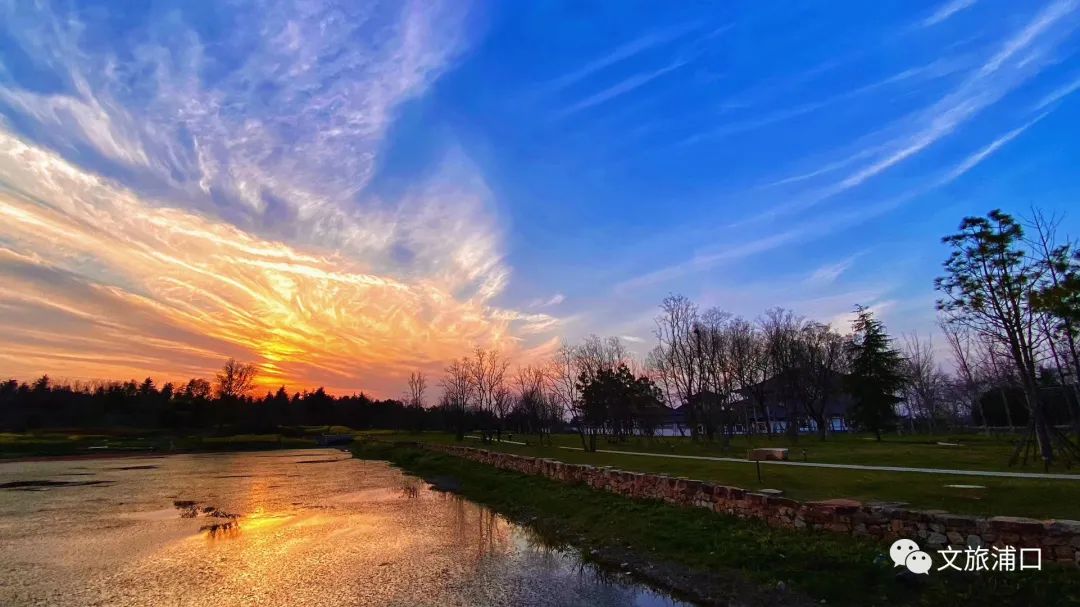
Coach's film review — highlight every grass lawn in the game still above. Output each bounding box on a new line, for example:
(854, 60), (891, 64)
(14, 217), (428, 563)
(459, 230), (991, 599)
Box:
(355, 441), (1080, 607)
(364, 431), (1080, 520)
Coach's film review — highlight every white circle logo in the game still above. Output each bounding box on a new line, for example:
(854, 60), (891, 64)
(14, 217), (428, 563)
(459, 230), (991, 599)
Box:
(905, 550), (933, 574)
(889, 538), (920, 568)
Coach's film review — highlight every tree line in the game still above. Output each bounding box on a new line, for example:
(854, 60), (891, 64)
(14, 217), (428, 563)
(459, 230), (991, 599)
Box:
(427, 339), (666, 451)
(1, 208), (1078, 463)
(424, 207), (1080, 461)
(417, 304), (909, 452)
(0, 359), (430, 433)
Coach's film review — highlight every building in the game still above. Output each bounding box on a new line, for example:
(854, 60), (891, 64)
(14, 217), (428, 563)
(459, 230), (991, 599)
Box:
(657, 370), (856, 436)
(735, 369), (855, 434)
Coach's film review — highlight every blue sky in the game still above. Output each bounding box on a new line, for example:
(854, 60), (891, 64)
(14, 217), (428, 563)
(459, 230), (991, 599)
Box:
(1, 0), (1079, 395)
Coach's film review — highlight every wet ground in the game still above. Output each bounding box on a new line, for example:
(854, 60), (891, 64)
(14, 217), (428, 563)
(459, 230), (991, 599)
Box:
(0, 449), (687, 606)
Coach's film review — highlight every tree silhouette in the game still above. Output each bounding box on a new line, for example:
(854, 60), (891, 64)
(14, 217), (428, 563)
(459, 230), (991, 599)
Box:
(214, 359), (258, 401)
(577, 363), (664, 451)
(845, 306), (906, 440)
(936, 210), (1080, 465)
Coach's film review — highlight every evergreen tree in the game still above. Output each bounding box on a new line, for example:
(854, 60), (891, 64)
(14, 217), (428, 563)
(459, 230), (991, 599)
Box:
(845, 305), (906, 440)
(138, 377), (157, 397)
(577, 363), (665, 448)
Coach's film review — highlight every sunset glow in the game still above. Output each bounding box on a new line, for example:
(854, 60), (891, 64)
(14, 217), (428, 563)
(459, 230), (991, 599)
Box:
(2, 1), (1079, 396)
(0, 129), (559, 394)
(0, 1), (570, 396)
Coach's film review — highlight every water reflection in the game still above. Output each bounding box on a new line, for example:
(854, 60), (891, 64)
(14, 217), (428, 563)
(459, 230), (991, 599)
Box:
(0, 450), (688, 607)
(400, 477), (421, 498)
(201, 520), (241, 538)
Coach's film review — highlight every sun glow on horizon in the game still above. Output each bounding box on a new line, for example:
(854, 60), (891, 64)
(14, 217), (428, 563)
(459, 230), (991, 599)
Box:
(0, 129), (560, 397)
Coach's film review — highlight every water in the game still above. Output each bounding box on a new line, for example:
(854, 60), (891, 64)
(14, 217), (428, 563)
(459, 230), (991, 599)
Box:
(0, 449), (688, 606)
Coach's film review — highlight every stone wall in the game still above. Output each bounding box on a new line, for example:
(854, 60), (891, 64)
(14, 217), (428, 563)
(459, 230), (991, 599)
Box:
(417, 442), (1080, 565)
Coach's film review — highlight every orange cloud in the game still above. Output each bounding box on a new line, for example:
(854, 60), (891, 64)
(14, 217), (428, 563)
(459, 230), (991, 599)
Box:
(0, 129), (560, 397)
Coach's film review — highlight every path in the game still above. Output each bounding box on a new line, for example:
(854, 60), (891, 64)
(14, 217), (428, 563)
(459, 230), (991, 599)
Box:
(465, 435), (527, 445)
(552, 446), (1080, 481)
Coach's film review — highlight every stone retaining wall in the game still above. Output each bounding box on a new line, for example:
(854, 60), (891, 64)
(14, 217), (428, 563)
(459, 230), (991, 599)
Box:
(417, 442), (1080, 565)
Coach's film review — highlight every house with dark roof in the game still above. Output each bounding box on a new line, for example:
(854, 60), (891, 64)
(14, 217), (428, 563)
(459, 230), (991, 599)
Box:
(735, 369), (855, 434)
(658, 370), (856, 436)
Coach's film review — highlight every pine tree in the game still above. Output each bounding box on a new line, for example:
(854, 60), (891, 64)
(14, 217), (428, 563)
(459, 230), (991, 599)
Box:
(845, 306), (907, 440)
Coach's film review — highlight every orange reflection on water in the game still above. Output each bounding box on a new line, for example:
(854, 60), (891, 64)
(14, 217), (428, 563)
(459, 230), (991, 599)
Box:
(0, 452), (686, 606)
(446, 493), (515, 569)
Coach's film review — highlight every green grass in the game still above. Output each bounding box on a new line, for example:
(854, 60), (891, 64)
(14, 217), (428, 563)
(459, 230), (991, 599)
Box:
(355, 440), (1080, 607)
(362, 431), (1080, 520)
(379, 430), (1079, 472)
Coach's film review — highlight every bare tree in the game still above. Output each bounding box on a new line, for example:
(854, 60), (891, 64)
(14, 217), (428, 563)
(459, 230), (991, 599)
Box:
(577, 335), (630, 442)
(728, 317), (769, 439)
(700, 308), (738, 444)
(493, 385), (514, 440)
(794, 322), (848, 440)
(182, 378), (213, 401)
(654, 295), (708, 440)
(980, 336), (1020, 433)
(545, 337), (629, 451)
(406, 370), (427, 409)
(441, 358), (473, 441)
(940, 320), (989, 434)
(903, 333), (947, 432)
(575, 335), (629, 382)
(761, 308), (807, 440)
(548, 342), (588, 448)
(214, 359), (258, 401)
(1027, 208), (1080, 437)
(467, 347), (510, 442)
(515, 365), (555, 444)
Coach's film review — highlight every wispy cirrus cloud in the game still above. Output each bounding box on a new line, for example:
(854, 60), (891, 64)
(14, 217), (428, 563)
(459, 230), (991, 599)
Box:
(1035, 73), (1080, 109)
(838, 2), (1072, 187)
(616, 187), (926, 294)
(540, 21), (701, 93)
(937, 111), (1049, 184)
(0, 1), (561, 395)
(743, 0), (1079, 223)
(0, 1), (479, 262)
(804, 255), (860, 287)
(923, 0), (979, 27)
(528, 293), (566, 309)
(0, 129), (559, 395)
(680, 58), (968, 147)
(554, 59), (690, 119)
(615, 228), (805, 292)
(615, 205), (881, 292)
(0, 75), (151, 168)
(828, 300), (897, 334)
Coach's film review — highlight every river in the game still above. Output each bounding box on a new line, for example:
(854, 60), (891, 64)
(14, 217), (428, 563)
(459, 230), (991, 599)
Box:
(0, 448), (688, 606)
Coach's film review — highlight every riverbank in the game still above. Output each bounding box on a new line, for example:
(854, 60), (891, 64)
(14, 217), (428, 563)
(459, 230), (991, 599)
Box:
(355, 440), (1080, 607)
(365, 431), (1080, 519)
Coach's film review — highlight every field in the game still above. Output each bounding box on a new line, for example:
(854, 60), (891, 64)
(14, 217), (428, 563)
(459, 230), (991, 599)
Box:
(354, 441), (1080, 607)
(364, 431), (1080, 520)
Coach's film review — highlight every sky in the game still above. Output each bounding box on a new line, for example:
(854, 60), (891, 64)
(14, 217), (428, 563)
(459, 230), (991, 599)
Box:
(1, 1), (1079, 397)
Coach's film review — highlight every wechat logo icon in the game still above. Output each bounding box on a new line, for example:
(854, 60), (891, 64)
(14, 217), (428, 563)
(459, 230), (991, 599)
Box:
(889, 538), (933, 575)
